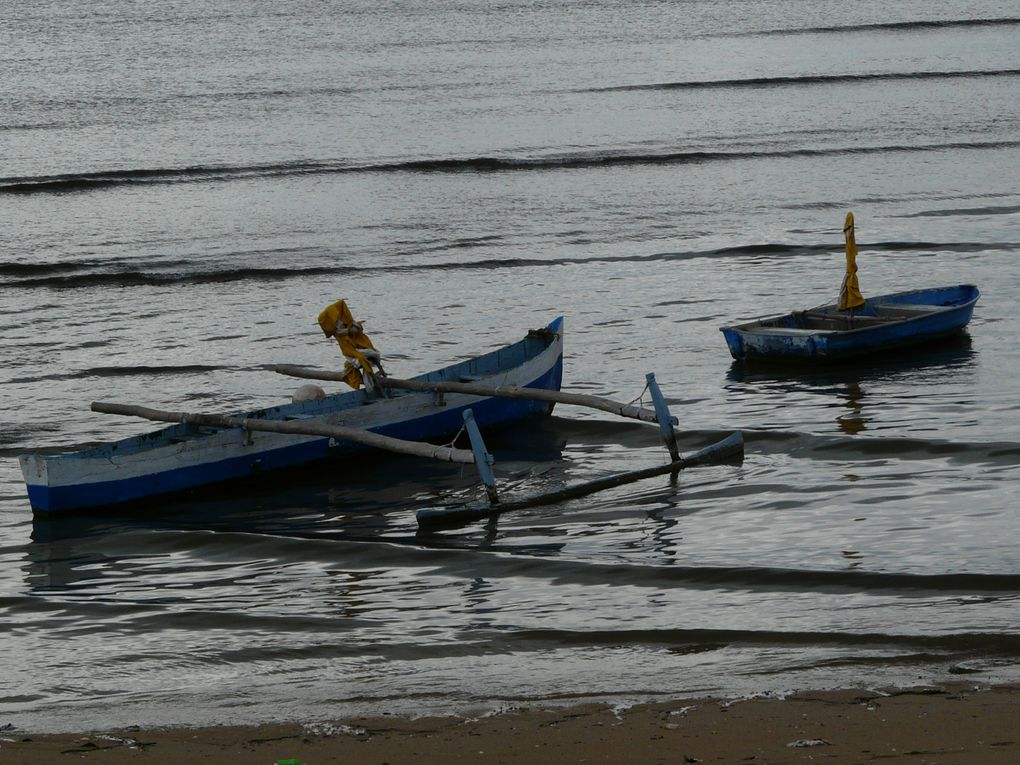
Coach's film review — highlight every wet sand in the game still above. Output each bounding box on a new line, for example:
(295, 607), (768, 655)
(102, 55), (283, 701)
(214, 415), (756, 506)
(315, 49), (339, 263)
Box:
(5, 684), (1019, 764)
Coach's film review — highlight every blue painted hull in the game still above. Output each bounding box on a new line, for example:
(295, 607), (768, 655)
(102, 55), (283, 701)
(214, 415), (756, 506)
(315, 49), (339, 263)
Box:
(21, 317), (564, 514)
(721, 285), (979, 362)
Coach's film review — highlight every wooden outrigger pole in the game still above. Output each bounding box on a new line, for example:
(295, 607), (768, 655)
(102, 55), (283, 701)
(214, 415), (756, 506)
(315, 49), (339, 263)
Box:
(89, 402), (477, 464)
(417, 431), (744, 528)
(270, 364), (675, 426)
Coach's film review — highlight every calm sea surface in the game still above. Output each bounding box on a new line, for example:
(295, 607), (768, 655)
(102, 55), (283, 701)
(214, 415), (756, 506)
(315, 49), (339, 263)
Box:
(2, 0), (1020, 734)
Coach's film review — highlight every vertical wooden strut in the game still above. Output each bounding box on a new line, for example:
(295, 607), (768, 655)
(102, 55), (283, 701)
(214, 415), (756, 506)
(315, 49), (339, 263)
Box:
(462, 408), (499, 505)
(645, 372), (680, 463)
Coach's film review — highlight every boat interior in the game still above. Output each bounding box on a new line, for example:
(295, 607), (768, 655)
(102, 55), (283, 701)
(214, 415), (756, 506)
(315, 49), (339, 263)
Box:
(755, 303), (940, 332)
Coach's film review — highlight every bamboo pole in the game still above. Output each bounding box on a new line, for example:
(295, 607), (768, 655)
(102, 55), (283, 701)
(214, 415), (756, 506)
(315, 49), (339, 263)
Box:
(270, 365), (673, 426)
(416, 431), (744, 528)
(90, 402), (476, 464)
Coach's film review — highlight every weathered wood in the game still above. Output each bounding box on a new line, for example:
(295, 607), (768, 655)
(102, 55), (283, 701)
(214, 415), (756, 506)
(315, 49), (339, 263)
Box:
(416, 431), (744, 528)
(462, 408), (499, 505)
(645, 372), (680, 461)
(270, 365), (673, 425)
(90, 402), (477, 464)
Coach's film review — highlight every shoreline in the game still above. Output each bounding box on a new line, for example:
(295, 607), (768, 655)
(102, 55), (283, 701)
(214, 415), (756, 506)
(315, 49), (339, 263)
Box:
(5, 683), (1019, 764)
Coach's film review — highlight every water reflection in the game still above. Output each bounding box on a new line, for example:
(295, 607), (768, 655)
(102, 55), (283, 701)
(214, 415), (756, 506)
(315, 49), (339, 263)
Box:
(642, 506), (682, 562)
(24, 417), (571, 594)
(21, 534), (105, 593)
(837, 381), (866, 435)
(724, 334), (977, 434)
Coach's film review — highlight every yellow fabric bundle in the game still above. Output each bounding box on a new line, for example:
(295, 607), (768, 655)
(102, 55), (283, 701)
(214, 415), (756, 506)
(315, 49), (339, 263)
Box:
(317, 300), (378, 389)
(838, 211), (865, 311)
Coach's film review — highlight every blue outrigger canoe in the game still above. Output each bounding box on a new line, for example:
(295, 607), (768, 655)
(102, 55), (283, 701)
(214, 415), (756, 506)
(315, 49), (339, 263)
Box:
(720, 285), (979, 362)
(20, 317), (564, 514)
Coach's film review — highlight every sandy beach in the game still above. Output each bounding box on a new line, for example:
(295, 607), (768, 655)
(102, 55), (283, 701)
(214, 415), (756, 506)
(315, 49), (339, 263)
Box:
(5, 684), (1019, 764)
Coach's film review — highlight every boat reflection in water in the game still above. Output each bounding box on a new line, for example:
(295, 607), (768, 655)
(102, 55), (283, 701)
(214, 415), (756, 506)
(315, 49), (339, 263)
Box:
(25, 415), (571, 595)
(837, 381), (867, 436)
(725, 333), (976, 435)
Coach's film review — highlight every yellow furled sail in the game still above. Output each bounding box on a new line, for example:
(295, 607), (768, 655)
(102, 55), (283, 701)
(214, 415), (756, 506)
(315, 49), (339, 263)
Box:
(838, 211), (866, 312)
(317, 300), (380, 389)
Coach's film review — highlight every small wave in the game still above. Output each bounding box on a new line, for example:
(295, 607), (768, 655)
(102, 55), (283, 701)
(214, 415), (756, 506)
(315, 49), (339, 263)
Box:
(8, 364), (224, 384)
(0, 161), (340, 195)
(0, 422), (62, 447)
(6, 240), (1019, 290)
(0, 595), (373, 635)
(782, 190), (1019, 210)
(0, 259), (160, 277)
(646, 239), (1019, 263)
(425, 234), (505, 251)
(87, 531), (1020, 596)
(6, 265), (343, 289)
(5, 139), (1020, 196)
(364, 140), (1020, 172)
(0, 261), (92, 277)
(0, 122), (66, 132)
(743, 430), (1020, 468)
(592, 68), (1020, 93)
(897, 204), (1020, 218)
(743, 16), (1020, 37)
(652, 297), (717, 308)
(713, 243), (808, 257)
(85, 364), (223, 378)
(508, 626), (1020, 653)
(853, 240), (1016, 254)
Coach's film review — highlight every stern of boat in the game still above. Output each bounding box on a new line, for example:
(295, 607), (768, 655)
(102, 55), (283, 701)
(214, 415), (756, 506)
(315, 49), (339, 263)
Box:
(720, 326), (745, 359)
(18, 454), (50, 512)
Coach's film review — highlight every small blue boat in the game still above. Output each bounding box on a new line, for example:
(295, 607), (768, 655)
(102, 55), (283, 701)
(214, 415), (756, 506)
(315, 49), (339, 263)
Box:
(20, 317), (564, 514)
(720, 284), (980, 362)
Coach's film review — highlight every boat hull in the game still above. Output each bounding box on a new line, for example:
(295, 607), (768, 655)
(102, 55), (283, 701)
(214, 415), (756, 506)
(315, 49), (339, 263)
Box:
(720, 285), (979, 362)
(21, 318), (565, 514)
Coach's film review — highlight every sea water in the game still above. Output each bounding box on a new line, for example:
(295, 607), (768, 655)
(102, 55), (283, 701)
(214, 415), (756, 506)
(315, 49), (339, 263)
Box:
(2, 0), (1020, 732)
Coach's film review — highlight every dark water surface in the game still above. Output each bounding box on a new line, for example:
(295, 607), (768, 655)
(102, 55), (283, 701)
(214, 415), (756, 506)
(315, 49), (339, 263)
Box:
(2, 0), (1020, 733)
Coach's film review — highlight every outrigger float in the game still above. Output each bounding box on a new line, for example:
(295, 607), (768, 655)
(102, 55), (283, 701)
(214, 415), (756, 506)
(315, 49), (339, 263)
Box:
(19, 302), (743, 525)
